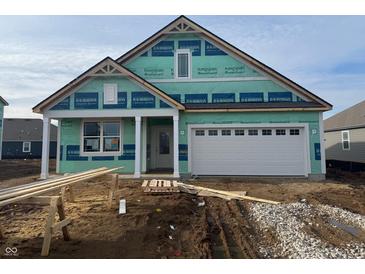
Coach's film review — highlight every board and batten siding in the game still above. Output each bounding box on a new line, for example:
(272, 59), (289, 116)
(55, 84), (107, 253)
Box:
(325, 128), (365, 164)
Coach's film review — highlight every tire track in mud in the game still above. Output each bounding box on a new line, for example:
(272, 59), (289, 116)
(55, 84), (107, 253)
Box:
(204, 198), (265, 258)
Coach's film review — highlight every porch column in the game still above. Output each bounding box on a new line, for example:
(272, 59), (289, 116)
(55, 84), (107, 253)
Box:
(40, 117), (51, 179)
(173, 115), (180, 178)
(134, 116), (141, 178)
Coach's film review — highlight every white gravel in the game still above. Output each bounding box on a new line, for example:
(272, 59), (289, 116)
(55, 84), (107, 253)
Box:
(249, 202), (365, 259)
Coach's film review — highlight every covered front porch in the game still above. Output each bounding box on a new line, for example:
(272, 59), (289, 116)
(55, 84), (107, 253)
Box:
(39, 108), (180, 179)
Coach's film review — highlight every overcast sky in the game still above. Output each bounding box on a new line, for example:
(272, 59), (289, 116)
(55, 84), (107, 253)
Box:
(0, 15), (364, 119)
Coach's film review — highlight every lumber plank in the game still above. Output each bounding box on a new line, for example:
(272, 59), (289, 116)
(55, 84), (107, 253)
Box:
(41, 197), (58, 256)
(0, 168), (107, 196)
(178, 183), (279, 205)
(51, 218), (71, 233)
(0, 167), (110, 201)
(56, 198), (70, 241)
(142, 180), (149, 188)
(0, 168), (122, 207)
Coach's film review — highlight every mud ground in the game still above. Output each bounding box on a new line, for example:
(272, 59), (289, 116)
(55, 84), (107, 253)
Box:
(0, 160), (364, 258)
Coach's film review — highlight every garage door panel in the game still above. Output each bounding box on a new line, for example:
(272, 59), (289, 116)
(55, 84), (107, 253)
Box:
(191, 127), (307, 176)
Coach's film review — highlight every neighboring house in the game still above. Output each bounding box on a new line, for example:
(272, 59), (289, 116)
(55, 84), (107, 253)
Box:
(2, 118), (57, 159)
(0, 96), (9, 160)
(33, 16), (332, 180)
(324, 100), (365, 171)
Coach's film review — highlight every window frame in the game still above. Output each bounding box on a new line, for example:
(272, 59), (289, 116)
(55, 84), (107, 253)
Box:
(276, 129), (286, 136)
(341, 130), (350, 151)
(80, 119), (123, 156)
(234, 129), (245, 136)
(208, 129), (218, 136)
(22, 141), (31, 153)
(174, 49), (192, 80)
(290, 129), (300, 136)
(248, 129), (258, 136)
(195, 129), (205, 136)
(262, 129), (272, 136)
(221, 129), (231, 136)
(103, 83), (118, 105)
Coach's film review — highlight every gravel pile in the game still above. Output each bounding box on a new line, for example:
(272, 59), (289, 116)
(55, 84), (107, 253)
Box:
(249, 202), (365, 259)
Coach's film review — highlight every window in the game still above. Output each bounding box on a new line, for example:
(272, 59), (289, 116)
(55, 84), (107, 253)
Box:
(342, 130), (350, 150)
(262, 129), (272, 136)
(221, 129), (231, 136)
(82, 120), (121, 155)
(159, 132), (170, 154)
(235, 129), (245, 136)
(175, 49), (191, 79)
(104, 83), (118, 105)
(22, 142), (31, 153)
(290, 129), (300, 135)
(208, 129), (218, 136)
(276, 129), (286, 136)
(195, 130), (205, 136)
(248, 129), (258, 136)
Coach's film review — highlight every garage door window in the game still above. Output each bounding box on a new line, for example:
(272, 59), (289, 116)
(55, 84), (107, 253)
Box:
(290, 129), (300, 135)
(248, 129), (258, 136)
(235, 129), (245, 136)
(221, 129), (231, 136)
(262, 129), (272, 136)
(276, 129), (286, 135)
(195, 130), (205, 136)
(208, 129), (218, 136)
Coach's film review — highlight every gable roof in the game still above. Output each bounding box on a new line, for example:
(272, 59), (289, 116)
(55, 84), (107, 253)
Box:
(3, 118), (57, 141)
(116, 15), (332, 111)
(324, 99), (365, 132)
(33, 57), (185, 113)
(0, 96), (9, 106)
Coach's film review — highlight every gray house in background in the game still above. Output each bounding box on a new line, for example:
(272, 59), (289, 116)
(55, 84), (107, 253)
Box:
(324, 100), (365, 170)
(2, 118), (57, 159)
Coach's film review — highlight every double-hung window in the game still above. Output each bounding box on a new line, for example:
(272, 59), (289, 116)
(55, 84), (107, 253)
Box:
(82, 120), (122, 155)
(175, 49), (191, 79)
(341, 130), (350, 150)
(22, 141), (31, 153)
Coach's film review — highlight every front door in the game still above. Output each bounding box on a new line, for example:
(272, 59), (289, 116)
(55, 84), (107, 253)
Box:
(150, 125), (173, 170)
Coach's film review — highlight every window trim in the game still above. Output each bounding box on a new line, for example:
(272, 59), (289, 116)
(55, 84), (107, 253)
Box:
(341, 130), (350, 151)
(103, 83), (118, 105)
(22, 141), (31, 153)
(174, 49), (192, 80)
(80, 119), (123, 156)
(221, 129), (231, 136)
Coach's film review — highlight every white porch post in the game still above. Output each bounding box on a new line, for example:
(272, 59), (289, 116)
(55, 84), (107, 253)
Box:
(56, 119), (61, 174)
(134, 116), (141, 178)
(173, 115), (180, 178)
(40, 117), (51, 179)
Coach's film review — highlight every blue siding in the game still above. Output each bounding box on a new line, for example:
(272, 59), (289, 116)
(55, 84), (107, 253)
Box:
(2, 141), (57, 159)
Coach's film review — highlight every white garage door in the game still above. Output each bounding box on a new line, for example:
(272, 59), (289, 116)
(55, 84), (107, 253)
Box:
(191, 126), (307, 176)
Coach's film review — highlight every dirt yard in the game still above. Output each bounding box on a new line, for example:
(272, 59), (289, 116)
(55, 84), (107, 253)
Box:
(0, 160), (364, 258)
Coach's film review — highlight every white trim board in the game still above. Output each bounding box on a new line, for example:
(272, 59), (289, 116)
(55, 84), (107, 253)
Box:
(44, 108), (179, 119)
(148, 76), (268, 83)
(186, 123), (311, 177)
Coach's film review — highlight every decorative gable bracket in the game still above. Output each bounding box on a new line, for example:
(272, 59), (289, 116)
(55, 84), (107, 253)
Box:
(166, 18), (198, 34)
(91, 61), (126, 77)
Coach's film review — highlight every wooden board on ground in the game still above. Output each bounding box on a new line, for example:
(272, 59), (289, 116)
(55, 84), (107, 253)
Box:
(177, 183), (279, 204)
(142, 180), (180, 193)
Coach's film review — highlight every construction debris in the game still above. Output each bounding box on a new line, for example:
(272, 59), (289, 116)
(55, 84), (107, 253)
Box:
(119, 199), (126, 214)
(0, 167), (123, 256)
(177, 182), (280, 205)
(142, 179), (180, 193)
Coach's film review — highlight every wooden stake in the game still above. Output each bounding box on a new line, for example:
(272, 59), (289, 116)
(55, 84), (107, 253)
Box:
(107, 174), (119, 209)
(41, 197), (59, 256)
